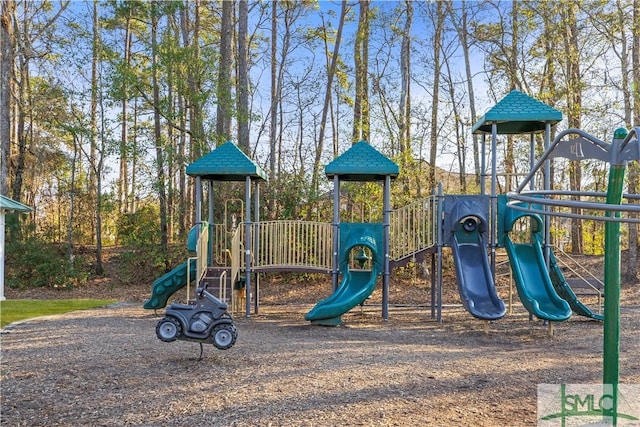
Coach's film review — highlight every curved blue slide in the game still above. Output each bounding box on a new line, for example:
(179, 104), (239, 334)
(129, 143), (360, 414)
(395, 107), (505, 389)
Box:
(451, 234), (507, 320)
(504, 234), (572, 321)
(305, 227), (380, 326)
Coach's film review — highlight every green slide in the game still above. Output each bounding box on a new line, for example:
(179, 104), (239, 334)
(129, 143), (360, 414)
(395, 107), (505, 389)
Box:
(504, 234), (572, 322)
(305, 267), (379, 325)
(548, 251), (603, 321)
(143, 258), (197, 310)
(305, 225), (380, 326)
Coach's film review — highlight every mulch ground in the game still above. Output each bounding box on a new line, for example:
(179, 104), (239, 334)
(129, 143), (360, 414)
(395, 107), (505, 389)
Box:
(2, 257), (640, 426)
(2, 301), (640, 426)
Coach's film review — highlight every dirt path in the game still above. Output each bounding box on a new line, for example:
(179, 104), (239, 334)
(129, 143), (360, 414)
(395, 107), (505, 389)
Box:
(2, 298), (639, 426)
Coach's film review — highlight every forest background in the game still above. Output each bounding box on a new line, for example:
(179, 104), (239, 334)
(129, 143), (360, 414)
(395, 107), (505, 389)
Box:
(1, 0), (640, 292)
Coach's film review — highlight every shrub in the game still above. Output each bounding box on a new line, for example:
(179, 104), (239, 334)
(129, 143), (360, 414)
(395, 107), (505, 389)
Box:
(5, 238), (90, 289)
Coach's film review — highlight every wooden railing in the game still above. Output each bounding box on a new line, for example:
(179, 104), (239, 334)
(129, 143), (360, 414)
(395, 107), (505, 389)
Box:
(212, 223), (229, 266)
(230, 225), (243, 285)
(389, 197), (438, 262)
(254, 220), (333, 272)
(187, 222), (210, 300)
(211, 200), (438, 277)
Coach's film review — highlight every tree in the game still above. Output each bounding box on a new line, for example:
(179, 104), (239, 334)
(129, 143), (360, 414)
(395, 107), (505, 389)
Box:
(353, 0), (370, 143)
(310, 0), (348, 197)
(89, 0), (105, 275)
(269, 0), (277, 179)
(12, 1), (70, 205)
(150, 1), (169, 269)
(237, 0), (249, 153)
(0, 0), (16, 197)
(427, 1), (445, 190)
(627, 0), (640, 282)
(448, 0), (481, 186)
(398, 0), (412, 155)
(216, 0), (233, 144)
(562, 1), (583, 254)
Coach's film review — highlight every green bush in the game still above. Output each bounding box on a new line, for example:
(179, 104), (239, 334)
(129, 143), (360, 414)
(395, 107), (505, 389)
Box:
(5, 238), (90, 290)
(116, 205), (161, 246)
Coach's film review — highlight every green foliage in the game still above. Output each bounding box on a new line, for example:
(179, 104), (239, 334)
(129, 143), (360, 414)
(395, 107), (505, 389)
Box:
(0, 299), (117, 328)
(112, 245), (171, 285)
(116, 204), (161, 246)
(5, 238), (91, 290)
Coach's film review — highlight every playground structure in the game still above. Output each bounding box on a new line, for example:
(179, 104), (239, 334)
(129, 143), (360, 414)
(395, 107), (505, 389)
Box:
(144, 91), (640, 421)
(144, 91), (609, 329)
(147, 97), (613, 340)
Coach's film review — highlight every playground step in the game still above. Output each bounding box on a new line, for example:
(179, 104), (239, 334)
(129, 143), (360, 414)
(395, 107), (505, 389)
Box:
(201, 274), (233, 303)
(565, 278), (604, 296)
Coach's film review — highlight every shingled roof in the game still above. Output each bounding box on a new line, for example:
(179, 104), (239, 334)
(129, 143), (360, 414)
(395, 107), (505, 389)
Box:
(186, 141), (268, 181)
(325, 141), (399, 181)
(472, 90), (563, 135)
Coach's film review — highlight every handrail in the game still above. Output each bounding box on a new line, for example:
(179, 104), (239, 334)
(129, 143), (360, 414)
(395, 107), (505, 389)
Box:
(253, 221), (333, 271)
(218, 270), (227, 301)
(186, 256), (197, 302)
(230, 225), (242, 285)
(551, 245), (604, 305)
(186, 222), (209, 302)
(389, 197), (437, 261)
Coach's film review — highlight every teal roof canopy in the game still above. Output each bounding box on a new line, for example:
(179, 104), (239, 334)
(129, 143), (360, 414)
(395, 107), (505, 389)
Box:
(325, 141), (399, 181)
(0, 195), (32, 212)
(186, 141), (268, 181)
(472, 90), (563, 135)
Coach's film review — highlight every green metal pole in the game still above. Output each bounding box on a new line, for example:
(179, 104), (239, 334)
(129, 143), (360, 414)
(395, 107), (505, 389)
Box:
(603, 128), (628, 425)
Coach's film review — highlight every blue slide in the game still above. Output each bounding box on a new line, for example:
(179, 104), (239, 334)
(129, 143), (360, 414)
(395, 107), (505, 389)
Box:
(504, 234), (572, 322)
(143, 259), (197, 310)
(305, 225), (380, 326)
(451, 233), (507, 320)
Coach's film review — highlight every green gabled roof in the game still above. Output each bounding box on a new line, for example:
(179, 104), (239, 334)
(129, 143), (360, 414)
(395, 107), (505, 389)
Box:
(0, 195), (32, 213)
(186, 141), (268, 181)
(325, 141), (399, 181)
(472, 90), (563, 135)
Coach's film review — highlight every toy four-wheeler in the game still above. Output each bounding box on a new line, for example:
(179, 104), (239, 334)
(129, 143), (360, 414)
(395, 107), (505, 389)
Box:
(155, 285), (237, 350)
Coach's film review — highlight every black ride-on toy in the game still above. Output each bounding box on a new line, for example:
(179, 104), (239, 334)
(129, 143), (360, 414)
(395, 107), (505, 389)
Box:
(155, 284), (237, 351)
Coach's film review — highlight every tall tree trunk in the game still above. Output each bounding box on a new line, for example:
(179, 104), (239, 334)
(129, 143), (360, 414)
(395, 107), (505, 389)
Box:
(151, 2), (169, 269)
(398, 0), (413, 194)
(310, 1), (347, 197)
(67, 135), (79, 263)
(267, 1), (277, 219)
(428, 1), (444, 190)
(353, 0), (370, 143)
(216, 0), (233, 144)
(132, 97), (139, 214)
(180, 0), (205, 156)
(563, 1), (583, 253)
(237, 0), (249, 153)
(0, 0), (15, 197)
(504, 0), (519, 192)
(12, 14), (28, 204)
(91, 1), (104, 274)
(269, 1), (277, 179)
(626, 0), (640, 283)
(453, 1), (480, 187)
(119, 7), (132, 215)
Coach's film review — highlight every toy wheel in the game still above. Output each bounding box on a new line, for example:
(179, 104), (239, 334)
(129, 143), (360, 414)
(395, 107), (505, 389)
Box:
(156, 317), (181, 342)
(211, 324), (237, 350)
